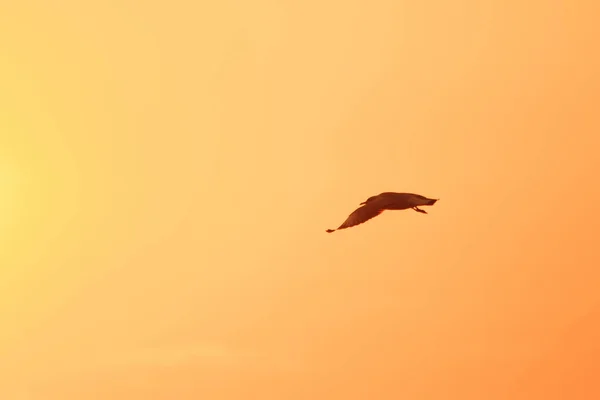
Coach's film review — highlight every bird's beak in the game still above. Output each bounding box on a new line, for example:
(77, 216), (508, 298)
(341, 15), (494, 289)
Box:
(359, 201), (366, 205)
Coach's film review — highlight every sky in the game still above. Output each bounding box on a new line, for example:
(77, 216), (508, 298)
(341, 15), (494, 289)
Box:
(1, 0), (599, 399)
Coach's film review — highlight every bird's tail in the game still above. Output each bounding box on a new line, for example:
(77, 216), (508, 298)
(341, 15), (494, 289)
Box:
(425, 198), (439, 206)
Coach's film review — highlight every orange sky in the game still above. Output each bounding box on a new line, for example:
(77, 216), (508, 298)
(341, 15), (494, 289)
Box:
(1, 1), (599, 399)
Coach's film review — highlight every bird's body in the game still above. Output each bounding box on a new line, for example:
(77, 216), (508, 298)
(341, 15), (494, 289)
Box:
(326, 192), (439, 233)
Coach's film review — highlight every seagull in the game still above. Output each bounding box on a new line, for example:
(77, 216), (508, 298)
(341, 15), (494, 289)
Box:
(326, 192), (439, 233)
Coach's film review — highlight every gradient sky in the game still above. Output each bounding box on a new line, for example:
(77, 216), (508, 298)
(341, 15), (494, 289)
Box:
(1, 1), (600, 399)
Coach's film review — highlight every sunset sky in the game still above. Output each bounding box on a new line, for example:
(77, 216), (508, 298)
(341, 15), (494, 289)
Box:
(1, 0), (599, 399)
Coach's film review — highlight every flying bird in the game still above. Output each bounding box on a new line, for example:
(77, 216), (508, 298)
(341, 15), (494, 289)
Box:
(326, 192), (439, 233)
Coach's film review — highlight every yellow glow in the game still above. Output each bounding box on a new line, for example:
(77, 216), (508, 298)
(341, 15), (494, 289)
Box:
(0, 161), (17, 222)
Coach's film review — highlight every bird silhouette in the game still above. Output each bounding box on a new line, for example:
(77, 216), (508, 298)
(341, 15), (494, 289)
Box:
(326, 192), (439, 233)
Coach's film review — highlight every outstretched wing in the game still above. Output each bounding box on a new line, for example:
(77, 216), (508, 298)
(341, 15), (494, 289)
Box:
(326, 203), (385, 233)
